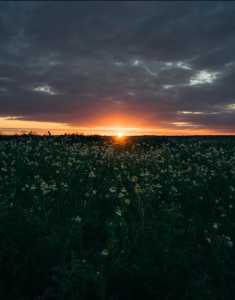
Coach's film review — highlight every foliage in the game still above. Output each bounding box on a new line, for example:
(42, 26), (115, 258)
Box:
(1, 135), (235, 299)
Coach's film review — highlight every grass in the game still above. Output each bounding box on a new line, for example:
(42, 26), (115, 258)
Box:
(0, 134), (235, 300)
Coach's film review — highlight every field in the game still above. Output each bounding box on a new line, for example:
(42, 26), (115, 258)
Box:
(1, 134), (235, 300)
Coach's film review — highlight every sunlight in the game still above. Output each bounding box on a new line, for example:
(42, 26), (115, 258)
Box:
(118, 133), (123, 137)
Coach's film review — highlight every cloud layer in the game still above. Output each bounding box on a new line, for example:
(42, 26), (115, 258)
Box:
(1, 1), (235, 134)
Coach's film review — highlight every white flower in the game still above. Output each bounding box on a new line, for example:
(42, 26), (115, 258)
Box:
(109, 187), (116, 193)
(102, 249), (109, 256)
(213, 223), (218, 229)
(75, 216), (81, 223)
(88, 171), (96, 178)
(116, 210), (122, 216)
(171, 186), (178, 193)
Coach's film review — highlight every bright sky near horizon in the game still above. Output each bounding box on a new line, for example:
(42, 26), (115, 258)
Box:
(1, 2), (235, 135)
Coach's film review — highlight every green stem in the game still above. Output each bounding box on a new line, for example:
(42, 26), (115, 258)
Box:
(63, 226), (74, 263)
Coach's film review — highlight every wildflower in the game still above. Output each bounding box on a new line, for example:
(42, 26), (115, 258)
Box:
(68, 161), (72, 166)
(213, 223), (218, 229)
(125, 199), (130, 205)
(38, 207), (42, 211)
(56, 170), (59, 174)
(105, 194), (109, 198)
(121, 187), (127, 193)
(121, 250), (125, 254)
(109, 187), (116, 193)
(30, 184), (36, 190)
(171, 186), (178, 193)
(102, 249), (109, 256)
(85, 192), (89, 197)
(221, 213), (227, 217)
(206, 237), (211, 243)
(116, 209), (122, 216)
(118, 192), (124, 198)
(229, 204), (233, 208)
(75, 216), (81, 223)
(131, 176), (138, 182)
(92, 190), (97, 195)
(64, 183), (68, 188)
(25, 184), (29, 188)
(156, 183), (162, 188)
(135, 188), (142, 194)
(88, 171), (96, 178)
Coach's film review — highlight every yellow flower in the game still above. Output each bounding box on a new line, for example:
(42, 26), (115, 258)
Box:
(125, 199), (130, 205)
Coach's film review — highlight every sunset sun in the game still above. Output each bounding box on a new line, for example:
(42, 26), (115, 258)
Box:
(118, 133), (123, 137)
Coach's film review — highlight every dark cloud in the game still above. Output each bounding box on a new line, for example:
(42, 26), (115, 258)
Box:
(1, 1), (235, 134)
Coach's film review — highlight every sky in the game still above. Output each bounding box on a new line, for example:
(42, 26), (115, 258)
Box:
(1, 1), (235, 136)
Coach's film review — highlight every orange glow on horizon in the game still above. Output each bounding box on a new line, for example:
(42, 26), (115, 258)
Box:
(1, 117), (235, 136)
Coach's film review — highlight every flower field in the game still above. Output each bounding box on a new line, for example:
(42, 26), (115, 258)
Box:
(1, 135), (235, 300)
